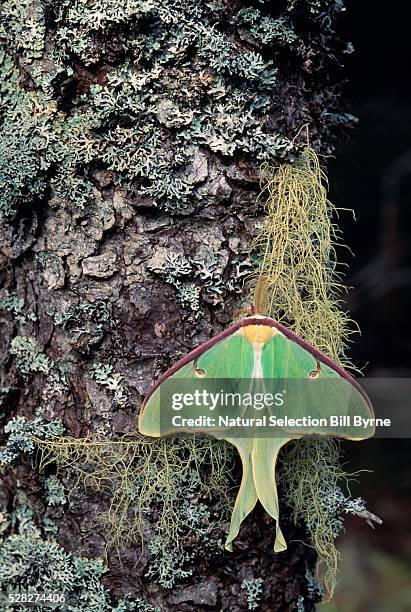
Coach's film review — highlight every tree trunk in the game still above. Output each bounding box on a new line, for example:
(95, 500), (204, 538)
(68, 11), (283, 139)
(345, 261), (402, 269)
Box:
(1, 1), (351, 610)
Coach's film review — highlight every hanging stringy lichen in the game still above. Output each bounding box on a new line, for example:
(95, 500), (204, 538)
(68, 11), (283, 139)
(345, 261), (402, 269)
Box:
(34, 434), (234, 576)
(250, 148), (365, 599)
(279, 437), (379, 600)
(251, 147), (357, 369)
(278, 438), (346, 598)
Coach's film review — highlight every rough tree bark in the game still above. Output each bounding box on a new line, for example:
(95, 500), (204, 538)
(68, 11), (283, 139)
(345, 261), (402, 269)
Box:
(0, 1), (353, 610)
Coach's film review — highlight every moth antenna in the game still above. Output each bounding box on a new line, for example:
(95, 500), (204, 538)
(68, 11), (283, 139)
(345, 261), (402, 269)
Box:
(253, 275), (269, 315)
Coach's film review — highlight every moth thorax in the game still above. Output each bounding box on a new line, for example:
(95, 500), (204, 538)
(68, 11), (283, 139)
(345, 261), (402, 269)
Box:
(239, 324), (278, 349)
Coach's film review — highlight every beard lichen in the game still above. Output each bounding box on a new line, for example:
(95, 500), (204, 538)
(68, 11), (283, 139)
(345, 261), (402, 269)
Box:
(250, 148), (366, 599)
(250, 147), (356, 369)
(34, 433), (234, 579)
(278, 437), (347, 599)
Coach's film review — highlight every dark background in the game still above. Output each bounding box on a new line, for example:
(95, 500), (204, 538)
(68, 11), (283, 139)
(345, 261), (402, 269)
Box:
(325, 2), (411, 609)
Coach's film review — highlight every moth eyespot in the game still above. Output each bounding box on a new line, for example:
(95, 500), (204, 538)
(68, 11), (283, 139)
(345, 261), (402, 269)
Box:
(308, 364), (320, 379)
(195, 368), (206, 378)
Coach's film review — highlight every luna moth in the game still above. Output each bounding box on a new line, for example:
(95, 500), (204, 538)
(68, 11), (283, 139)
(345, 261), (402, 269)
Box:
(138, 314), (374, 552)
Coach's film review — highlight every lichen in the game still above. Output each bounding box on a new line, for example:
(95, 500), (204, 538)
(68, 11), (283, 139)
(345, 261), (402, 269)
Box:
(146, 500), (224, 588)
(91, 363), (129, 407)
(41, 364), (70, 400)
(250, 148), (355, 369)
(234, 8), (298, 46)
(241, 578), (264, 611)
(47, 300), (114, 355)
(0, 414), (64, 467)
(0, 0), (289, 220)
(0, 1), (357, 605)
(149, 249), (253, 317)
(34, 433), (234, 588)
(8, 336), (69, 399)
(0, 0), (349, 222)
(0, 290), (37, 325)
(145, 537), (192, 589)
(9, 336), (51, 377)
(250, 148), (374, 599)
(43, 475), (67, 507)
(0, 497), (160, 611)
(278, 437), (375, 598)
(297, 595), (306, 612)
(0, 47), (56, 222)
(0, 386), (13, 408)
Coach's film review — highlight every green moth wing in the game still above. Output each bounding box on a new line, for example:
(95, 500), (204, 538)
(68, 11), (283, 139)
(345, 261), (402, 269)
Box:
(138, 315), (374, 551)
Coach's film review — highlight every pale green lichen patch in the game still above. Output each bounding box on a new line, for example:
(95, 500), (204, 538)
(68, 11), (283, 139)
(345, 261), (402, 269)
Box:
(0, 414), (64, 467)
(148, 248), (253, 317)
(43, 475), (67, 507)
(1, 416), (233, 593)
(1, 0), (342, 222)
(0, 497), (160, 611)
(241, 578), (264, 611)
(9, 337), (51, 377)
(91, 362), (129, 407)
(47, 300), (114, 355)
